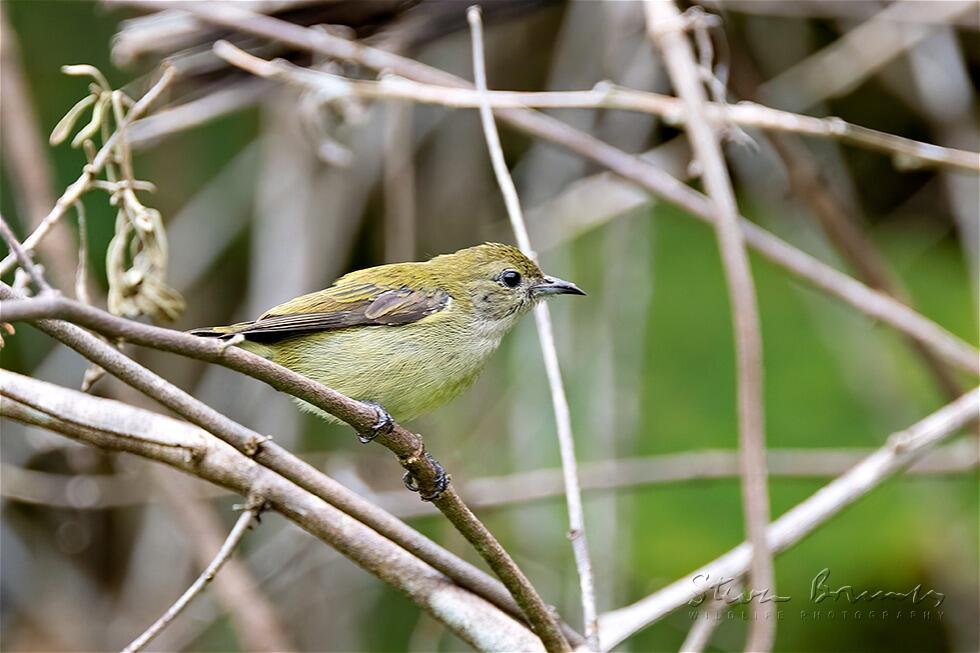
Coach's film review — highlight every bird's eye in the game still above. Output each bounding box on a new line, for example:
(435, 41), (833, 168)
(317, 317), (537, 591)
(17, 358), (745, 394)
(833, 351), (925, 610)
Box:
(501, 270), (522, 288)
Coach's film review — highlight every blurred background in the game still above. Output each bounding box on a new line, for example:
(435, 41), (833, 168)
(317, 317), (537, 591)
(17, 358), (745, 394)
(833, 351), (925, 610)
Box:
(1, 1), (977, 651)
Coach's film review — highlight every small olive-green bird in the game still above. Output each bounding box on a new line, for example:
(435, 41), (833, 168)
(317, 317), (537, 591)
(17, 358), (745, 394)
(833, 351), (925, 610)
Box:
(190, 243), (584, 429)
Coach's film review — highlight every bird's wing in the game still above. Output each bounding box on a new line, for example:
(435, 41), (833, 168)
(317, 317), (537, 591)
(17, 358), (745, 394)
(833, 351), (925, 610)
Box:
(219, 282), (450, 343)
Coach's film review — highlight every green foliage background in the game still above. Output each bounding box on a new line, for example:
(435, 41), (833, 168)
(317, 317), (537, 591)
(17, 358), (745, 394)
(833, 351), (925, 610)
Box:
(1, 2), (977, 652)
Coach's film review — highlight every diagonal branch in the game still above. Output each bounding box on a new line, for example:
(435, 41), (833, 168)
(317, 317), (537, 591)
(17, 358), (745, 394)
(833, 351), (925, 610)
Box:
(0, 213), (51, 293)
(121, 495), (264, 653)
(212, 42), (980, 173)
(598, 387), (979, 650)
(148, 467), (293, 652)
(468, 6), (595, 650)
(0, 370), (546, 652)
(645, 2), (773, 650)
(725, 31), (971, 404)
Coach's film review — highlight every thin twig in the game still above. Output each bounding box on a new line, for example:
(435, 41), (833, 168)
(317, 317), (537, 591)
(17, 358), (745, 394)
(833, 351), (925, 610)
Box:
(646, 3), (774, 650)
(4, 442), (976, 511)
(148, 470), (293, 653)
(181, 9), (980, 376)
(0, 66), (175, 277)
(212, 42), (980, 173)
(598, 388), (980, 650)
(72, 202), (90, 304)
(0, 288), (581, 649)
(109, 373), (292, 653)
(121, 497), (263, 653)
(468, 7), (596, 650)
(0, 214), (51, 293)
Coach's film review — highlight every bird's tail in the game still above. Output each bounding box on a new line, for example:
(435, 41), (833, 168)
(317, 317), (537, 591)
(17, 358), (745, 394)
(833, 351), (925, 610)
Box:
(187, 321), (253, 340)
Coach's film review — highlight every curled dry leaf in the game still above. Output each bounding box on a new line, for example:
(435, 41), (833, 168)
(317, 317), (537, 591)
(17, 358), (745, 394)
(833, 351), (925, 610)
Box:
(106, 208), (184, 322)
(50, 63), (184, 324)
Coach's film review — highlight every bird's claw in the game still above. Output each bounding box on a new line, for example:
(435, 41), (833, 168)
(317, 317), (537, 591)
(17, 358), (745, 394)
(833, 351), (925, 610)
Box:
(402, 452), (449, 502)
(358, 401), (394, 444)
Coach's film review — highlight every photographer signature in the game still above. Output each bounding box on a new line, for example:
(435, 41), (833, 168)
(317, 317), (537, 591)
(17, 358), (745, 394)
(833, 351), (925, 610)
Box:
(810, 568), (945, 608)
(689, 569), (945, 608)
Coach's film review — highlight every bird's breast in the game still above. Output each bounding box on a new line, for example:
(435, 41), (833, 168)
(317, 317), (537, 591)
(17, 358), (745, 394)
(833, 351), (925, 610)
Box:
(272, 319), (503, 422)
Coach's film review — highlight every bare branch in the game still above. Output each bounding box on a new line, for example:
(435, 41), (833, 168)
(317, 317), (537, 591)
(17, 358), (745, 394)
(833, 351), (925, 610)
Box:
(147, 467), (294, 652)
(646, 3), (774, 649)
(598, 389), (979, 650)
(468, 7), (596, 650)
(0, 213), (52, 293)
(0, 370), (546, 652)
(213, 42), (980, 173)
(121, 496), (263, 653)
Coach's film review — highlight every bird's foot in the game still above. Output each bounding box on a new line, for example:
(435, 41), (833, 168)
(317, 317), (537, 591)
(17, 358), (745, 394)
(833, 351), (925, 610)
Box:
(403, 452), (450, 502)
(357, 401), (394, 444)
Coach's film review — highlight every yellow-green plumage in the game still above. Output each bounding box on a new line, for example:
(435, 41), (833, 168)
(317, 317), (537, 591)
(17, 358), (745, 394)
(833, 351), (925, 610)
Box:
(190, 243), (584, 423)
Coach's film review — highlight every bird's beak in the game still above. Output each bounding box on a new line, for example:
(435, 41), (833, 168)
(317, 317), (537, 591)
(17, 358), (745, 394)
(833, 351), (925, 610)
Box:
(531, 276), (586, 297)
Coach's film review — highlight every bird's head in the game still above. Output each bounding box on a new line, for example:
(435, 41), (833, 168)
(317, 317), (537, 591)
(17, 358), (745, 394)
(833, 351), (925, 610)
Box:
(431, 243), (585, 332)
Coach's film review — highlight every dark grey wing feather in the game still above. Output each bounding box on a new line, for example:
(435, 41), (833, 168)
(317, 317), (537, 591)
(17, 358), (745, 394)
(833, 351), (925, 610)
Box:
(223, 287), (449, 343)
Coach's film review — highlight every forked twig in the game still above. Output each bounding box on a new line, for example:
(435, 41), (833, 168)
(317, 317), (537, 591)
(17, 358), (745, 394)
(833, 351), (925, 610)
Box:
(0, 214), (51, 293)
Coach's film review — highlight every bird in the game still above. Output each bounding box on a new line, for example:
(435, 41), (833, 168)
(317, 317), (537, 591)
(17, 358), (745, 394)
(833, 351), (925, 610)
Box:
(189, 242), (585, 435)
